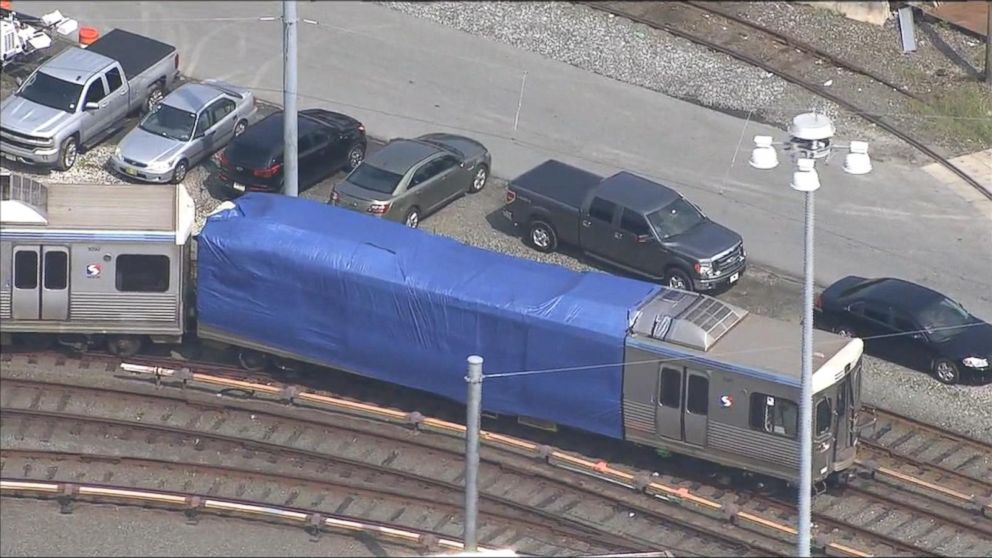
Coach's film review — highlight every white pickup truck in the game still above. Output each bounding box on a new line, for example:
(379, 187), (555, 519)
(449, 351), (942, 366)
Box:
(0, 28), (179, 171)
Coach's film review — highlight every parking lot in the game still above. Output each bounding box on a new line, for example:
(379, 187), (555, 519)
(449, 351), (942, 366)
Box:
(1, 26), (989, 441)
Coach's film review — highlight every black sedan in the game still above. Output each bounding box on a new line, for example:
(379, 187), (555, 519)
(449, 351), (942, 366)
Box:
(217, 108), (366, 195)
(814, 276), (991, 384)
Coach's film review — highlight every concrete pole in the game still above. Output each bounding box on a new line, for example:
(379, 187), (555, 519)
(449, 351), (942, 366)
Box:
(797, 189), (816, 558)
(282, 0), (299, 196)
(985, 0), (991, 86)
(464, 355), (484, 552)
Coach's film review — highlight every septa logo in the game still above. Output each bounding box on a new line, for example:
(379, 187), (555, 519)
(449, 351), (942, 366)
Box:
(719, 395), (733, 408)
(86, 264), (101, 278)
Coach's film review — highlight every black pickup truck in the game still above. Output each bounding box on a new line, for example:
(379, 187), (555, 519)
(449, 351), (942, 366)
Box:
(503, 160), (746, 292)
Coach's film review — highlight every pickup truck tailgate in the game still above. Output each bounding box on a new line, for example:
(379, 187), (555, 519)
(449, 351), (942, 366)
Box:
(510, 159), (601, 210)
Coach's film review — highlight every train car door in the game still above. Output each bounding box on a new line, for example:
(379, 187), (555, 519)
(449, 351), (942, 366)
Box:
(40, 247), (69, 320)
(10, 245), (70, 320)
(655, 365), (709, 446)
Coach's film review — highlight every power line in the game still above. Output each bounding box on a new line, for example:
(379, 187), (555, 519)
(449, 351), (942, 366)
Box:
(483, 321), (988, 379)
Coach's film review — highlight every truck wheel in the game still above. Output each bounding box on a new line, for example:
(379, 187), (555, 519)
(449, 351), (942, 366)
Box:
(664, 268), (693, 292)
(107, 335), (143, 357)
(56, 137), (78, 171)
(238, 349), (268, 372)
(171, 160), (188, 184)
(144, 84), (164, 114)
(528, 221), (557, 253)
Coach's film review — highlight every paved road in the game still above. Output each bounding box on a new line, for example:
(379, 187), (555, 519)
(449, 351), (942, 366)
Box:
(15, 0), (992, 317)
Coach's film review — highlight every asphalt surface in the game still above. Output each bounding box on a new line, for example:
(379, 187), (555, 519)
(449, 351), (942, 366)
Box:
(12, 0), (992, 319)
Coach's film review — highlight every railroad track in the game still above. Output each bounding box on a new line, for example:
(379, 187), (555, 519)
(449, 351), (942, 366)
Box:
(6, 352), (991, 556)
(0, 376), (788, 557)
(0, 412), (619, 557)
(581, 1), (992, 201)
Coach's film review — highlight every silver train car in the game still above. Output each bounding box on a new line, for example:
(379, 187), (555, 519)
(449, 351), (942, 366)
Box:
(0, 177), (195, 355)
(621, 290), (865, 483)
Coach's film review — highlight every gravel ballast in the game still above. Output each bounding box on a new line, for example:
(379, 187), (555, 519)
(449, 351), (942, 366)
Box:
(380, 1), (988, 161)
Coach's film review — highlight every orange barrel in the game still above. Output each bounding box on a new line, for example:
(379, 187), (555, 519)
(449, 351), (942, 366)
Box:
(79, 26), (100, 46)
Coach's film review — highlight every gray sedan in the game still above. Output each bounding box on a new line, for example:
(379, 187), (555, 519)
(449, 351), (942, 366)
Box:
(110, 81), (257, 183)
(330, 133), (491, 228)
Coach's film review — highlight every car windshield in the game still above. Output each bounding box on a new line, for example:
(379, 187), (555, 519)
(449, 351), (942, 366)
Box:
(916, 297), (974, 342)
(18, 71), (83, 113)
(347, 163), (403, 194)
(139, 104), (196, 141)
(647, 198), (704, 239)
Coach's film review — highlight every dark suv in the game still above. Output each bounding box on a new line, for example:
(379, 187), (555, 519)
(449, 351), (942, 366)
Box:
(217, 108), (366, 195)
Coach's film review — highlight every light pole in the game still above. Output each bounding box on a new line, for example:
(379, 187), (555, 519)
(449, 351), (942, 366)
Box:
(748, 113), (871, 557)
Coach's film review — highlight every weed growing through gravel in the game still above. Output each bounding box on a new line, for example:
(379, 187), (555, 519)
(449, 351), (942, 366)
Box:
(918, 82), (992, 148)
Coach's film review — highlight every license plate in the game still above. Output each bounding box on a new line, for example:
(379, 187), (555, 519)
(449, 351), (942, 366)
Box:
(124, 167), (137, 176)
(729, 272), (740, 283)
(233, 183), (246, 192)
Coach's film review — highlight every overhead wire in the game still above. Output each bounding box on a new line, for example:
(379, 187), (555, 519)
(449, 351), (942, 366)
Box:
(483, 320), (989, 379)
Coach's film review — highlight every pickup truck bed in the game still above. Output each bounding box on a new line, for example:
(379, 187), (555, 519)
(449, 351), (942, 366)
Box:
(85, 29), (175, 80)
(511, 159), (601, 210)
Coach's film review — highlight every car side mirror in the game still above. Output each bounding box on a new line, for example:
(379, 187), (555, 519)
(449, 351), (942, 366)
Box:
(84, 102), (100, 111)
(15, 77), (23, 87)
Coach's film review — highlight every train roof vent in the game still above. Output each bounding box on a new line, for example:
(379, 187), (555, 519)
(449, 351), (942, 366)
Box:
(631, 288), (747, 352)
(0, 171), (49, 225)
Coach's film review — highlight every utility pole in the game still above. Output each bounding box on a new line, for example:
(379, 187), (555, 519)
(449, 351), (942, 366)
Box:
(985, 0), (991, 86)
(282, 0), (299, 196)
(464, 355), (484, 552)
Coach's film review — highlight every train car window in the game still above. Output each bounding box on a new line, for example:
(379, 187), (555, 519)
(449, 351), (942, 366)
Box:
(14, 251), (38, 289)
(659, 367), (681, 408)
(815, 398), (832, 436)
(116, 255), (170, 292)
(686, 375), (709, 415)
(749, 393), (798, 438)
(43, 252), (68, 290)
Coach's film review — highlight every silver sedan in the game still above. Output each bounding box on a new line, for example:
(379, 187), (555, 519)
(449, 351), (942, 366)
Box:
(110, 81), (257, 183)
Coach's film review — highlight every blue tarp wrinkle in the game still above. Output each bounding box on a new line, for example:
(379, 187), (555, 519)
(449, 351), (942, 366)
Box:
(196, 193), (660, 439)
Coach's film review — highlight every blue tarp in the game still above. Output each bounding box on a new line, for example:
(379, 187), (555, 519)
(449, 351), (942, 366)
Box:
(195, 194), (660, 439)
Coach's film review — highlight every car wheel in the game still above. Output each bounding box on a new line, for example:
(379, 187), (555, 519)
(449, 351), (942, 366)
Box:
(664, 268), (693, 292)
(832, 324), (857, 338)
(932, 358), (960, 385)
(347, 143), (366, 170)
(234, 119), (248, 136)
(56, 136), (78, 171)
(528, 221), (557, 253)
(144, 84), (164, 114)
(469, 164), (488, 193)
(171, 160), (188, 184)
(404, 207), (421, 229)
